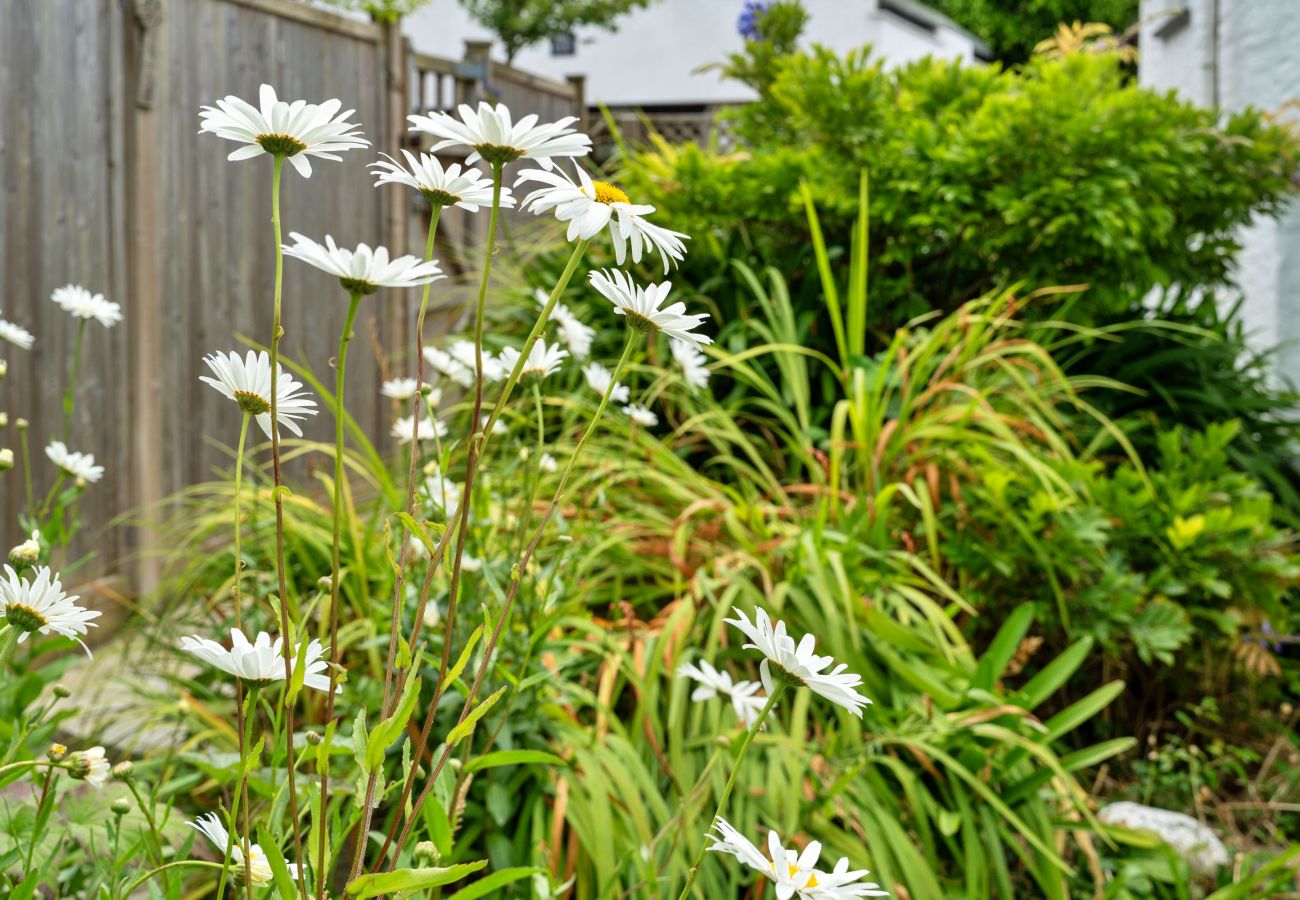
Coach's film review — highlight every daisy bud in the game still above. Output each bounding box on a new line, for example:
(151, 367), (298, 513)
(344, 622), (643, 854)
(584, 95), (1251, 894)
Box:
(0, 448), (12, 471)
(15, 417), (28, 430)
(414, 841), (439, 866)
(112, 760), (136, 781)
(0, 412), (7, 427)
(52, 684), (71, 699)
(305, 730), (323, 746)
(111, 798), (132, 816)
(0, 359), (6, 379)
(9, 532), (40, 566)
(48, 743), (68, 761)
(68, 746), (110, 786)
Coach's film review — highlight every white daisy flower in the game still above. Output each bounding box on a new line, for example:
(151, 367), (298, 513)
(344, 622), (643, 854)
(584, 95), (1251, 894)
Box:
(391, 414), (447, 444)
(588, 269), (711, 347)
(623, 404), (658, 427)
(68, 746), (110, 786)
(671, 338), (711, 390)
(200, 350), (318, 439)
(677, 660), (768, 726)
(497, 339), (569, 382)
(708, 819), (824, 900)
(806, 858), (890, 898)
(191, 812), (302, 887)
(0, 313), (34, 349)
(423, 346), (474, 388)
(282, 233), (444, 294)
(723, 607), (871, 717)
(199, 83), (368, 178)
(370, 150), (516, 211)
(538, 452), (559, 473)
(424, 465), (461, 519)
(448, 339), (506, 383)
(179, 629), (339, 693)
(536, 289), (595, 358)
(0, 565), (100, 655)
(582, 362), (630, 404)
(50, 285), (122, 328)
(45, 441), (104, 483)
(408, 102), (590, 170)
(381, 377), (421, 401)
(517, 164), (689, 272)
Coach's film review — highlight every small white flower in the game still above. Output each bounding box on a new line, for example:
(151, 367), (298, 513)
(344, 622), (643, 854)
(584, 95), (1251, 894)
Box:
(409, 102), (590, 169)
(623, 404), (658, 427)
(191, 812), (302, 886)
(0, 312), (34, 349)
(424, 346), (474, 388)
(805, 857), (890, 898)
(0, 565), (101, 654)
(282, 233), (445, 293)
(538, 452), (558, 473)
(179, 629), (339, 693)
(424, 465), (461, 519)
(200, 350), (318, 439)
(536, 290), (595, 358)
(199, 83), (368, 178)
(497, 339), (568, 382)
(708, 819), (824, 900)
(671, 339), (711, 390)
(381, 377), (422, 401)
(724, 606), (871, 717)
(69, 746), (111, 787)
(517, 164), (688, 272)
(50, 285), (122, 328)
(370, 150), (516, 211)
(588, 269), (710, 347)
(582, 362), (629, 404)
(448, 339), (506, 383)
(677, 659), (768, 726)
(391, 415), (447, 444)
(45, 441), (103, 483)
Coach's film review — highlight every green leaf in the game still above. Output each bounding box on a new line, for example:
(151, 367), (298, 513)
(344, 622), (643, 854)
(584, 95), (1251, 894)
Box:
(367, 676), (422, 770)
(395, 511), (438, 558)
(257, 825), (299, 900)
(446, 686), (507, 748)
(444, 624), (484, 689)
(972, 603), (1035, 692)
(346, 861), (487, 898)
(445, 867), (547, 900)
(464, 749), (566, 774)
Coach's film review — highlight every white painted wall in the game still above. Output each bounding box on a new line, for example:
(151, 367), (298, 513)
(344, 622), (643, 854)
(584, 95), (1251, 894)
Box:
(403, 0), (985, 107)
(1140, 0), (1300, 385)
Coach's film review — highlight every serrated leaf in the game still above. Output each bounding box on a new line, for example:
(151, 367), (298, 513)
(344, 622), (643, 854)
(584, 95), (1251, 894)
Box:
(345, 861), (486, 898)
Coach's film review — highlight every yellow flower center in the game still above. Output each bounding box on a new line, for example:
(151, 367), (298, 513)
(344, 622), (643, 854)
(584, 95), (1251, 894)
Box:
(591, 180), (630, 205)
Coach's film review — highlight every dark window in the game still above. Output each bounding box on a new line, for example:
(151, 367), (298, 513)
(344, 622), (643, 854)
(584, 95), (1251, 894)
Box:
(551, 32), (576, 56)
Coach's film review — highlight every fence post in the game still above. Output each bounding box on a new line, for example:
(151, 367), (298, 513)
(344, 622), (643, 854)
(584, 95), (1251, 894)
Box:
(463, 39), (492, 103)
(566, 74), (586, 130)
(121, 0), (167, 593)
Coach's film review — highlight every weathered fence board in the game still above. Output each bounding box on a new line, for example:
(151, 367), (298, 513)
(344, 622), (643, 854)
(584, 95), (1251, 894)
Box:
(0, 0), (581, 587)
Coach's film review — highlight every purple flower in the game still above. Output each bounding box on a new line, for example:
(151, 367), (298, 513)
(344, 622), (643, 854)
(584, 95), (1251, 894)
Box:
(737, 1), (770, 40)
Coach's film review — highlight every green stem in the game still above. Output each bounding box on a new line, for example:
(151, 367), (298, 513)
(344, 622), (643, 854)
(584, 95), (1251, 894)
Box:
(19, 426), (34, 517)
(122, 860), (224, 898)
(482, 238), (590, 440)
(314, 290), (362, 893)
(126, 779), (167, 868)
(61, 319), (87, 444)
(218, 690), (257, 900)
(266, 152), (308, 900)
(382, 328), (640, 867)
(25, 766), (56, 873)
(0, 625), (18, 670)
(233, 412), (251, 630)
(677, 683), (787, 899)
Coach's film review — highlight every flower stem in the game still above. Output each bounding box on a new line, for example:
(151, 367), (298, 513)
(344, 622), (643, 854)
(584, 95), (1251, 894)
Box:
(125, 779), (167, 868)
(122, 860), (224, 898)
(19, 425), (34, 517)
(314, 289), (362, 891)
(382, 328), (640, 867)
(61, 318), (87, 444)
(25, 765), (56, 873)
(676, 683), (787, 899)
(233, 411), (251, 630)
(267, 152), (308, 900)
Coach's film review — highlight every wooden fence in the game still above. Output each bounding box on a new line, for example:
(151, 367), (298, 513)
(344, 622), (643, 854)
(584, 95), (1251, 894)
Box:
(0, 0), (583, 586)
